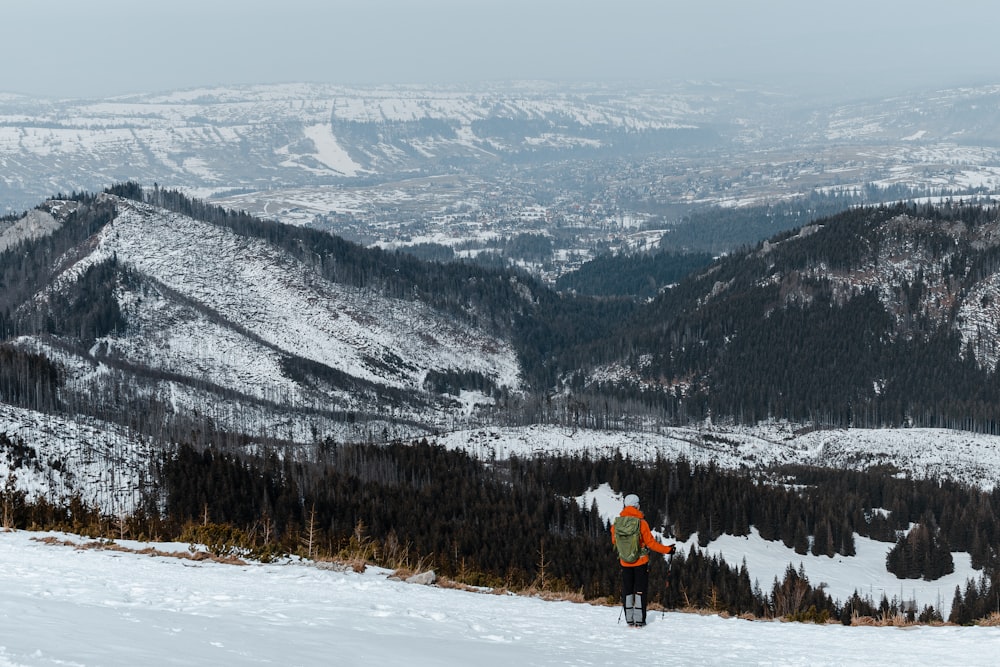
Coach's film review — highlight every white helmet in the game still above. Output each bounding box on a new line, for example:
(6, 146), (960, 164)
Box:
(624, 494), (640, 508)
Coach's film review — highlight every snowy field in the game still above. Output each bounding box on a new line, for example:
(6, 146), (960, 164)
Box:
(1, 529), (998, 667)
(433, 423), (1000, 490)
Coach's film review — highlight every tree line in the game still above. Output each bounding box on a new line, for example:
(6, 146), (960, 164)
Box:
(150, 441), (1000, 621)
(7, 432), (1000, 621)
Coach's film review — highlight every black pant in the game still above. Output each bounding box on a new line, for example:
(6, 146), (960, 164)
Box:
(621, 563), (649, 624)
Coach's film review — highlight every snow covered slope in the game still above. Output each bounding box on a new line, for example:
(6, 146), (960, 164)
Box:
(0, 208), (63, 252)
(0, 528), (996, 666)
(0, 403), (153, 514)
(90, 196), (520, 395)
(12, 194), (521, 443)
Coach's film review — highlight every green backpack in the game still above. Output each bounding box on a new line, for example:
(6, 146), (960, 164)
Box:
(613, 516), (647, 563)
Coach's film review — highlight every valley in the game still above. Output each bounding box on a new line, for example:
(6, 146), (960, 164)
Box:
(4, 81), (1000, 627)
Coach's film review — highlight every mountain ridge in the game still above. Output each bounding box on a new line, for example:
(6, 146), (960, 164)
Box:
(5, 81), (1000, 224)
(560, 202), (1000, 432)
(2, 188), (534, 448)
(8, 189), (1000, 439)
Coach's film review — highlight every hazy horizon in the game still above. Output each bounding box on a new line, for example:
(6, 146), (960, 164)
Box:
(2, 0), (998, 100)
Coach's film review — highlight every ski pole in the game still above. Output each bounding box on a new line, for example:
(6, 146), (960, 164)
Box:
(662, 550), (674, 620)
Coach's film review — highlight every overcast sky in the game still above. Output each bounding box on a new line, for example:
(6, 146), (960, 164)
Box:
(2, 0), (998, 99)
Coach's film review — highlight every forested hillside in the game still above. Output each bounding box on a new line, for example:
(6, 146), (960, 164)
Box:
(0, 184), (639, 445)
(569, 201), (1000, 434)
(656, 187), (928, 255)
(9, 436), (1000, 621)
(555, 250), (714, 299)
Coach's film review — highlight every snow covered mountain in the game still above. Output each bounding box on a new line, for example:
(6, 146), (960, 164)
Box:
(2, 190), (529, 455)
(0, 82), (732, 211)
(8, 84), (1000, 636)
(6, 189), (1000, 628)
(4, 81), (1000, 217)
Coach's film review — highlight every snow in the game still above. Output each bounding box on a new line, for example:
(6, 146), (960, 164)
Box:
(431, 423), (1000, 490)
(705, 529), (973, 614)
(0, 403), (155, 516)
(1, 528), (997, 666)
(0, 209), (62, 252)
(295, 124), (367, 176)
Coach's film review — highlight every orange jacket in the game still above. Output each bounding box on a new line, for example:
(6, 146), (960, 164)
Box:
(611, 505), (674, 567)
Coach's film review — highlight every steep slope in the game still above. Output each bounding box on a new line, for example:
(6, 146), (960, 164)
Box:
(0, 403), (153, 514)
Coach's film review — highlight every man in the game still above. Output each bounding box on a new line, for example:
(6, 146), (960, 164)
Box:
(611, 493), (675, 627)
